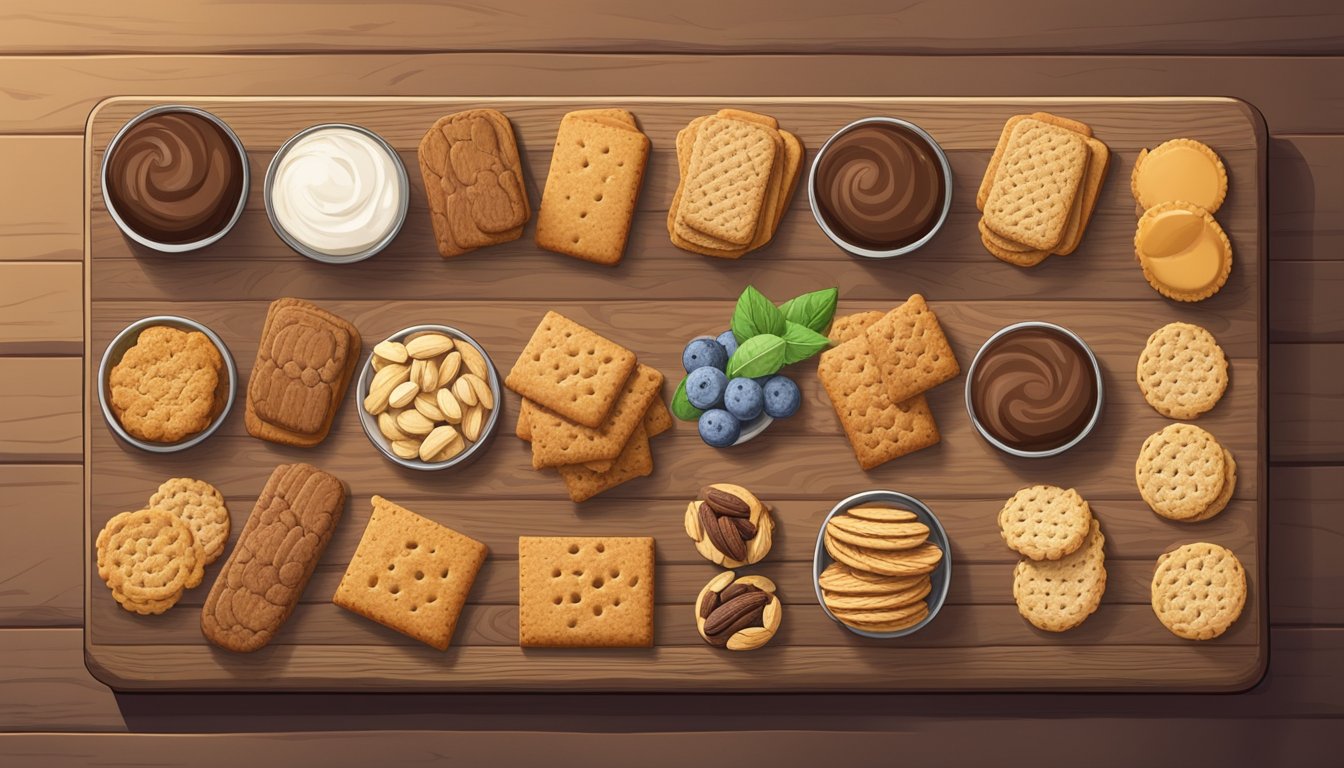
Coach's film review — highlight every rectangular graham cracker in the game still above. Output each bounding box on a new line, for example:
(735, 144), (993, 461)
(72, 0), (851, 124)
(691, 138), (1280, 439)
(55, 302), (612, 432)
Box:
(643, 396), (673, 437)
(677, 115), (777, 246)
(332, 496), (487, 651)
(556, 422), (653, 503)
(527, 363), (664, 469)
(1053, 136), (1110, 256)
(535, 111), (650, 266)
(817, 335), (941, 470)
(864, 294), (961, 404)
(982, 118), (1089, 251)
(505, 311), (637, 429)
(828, 311), (885, 345)
(518, 535), (654, 647)
(418, 109), (529, 257)
(976, 112), (1092, 211)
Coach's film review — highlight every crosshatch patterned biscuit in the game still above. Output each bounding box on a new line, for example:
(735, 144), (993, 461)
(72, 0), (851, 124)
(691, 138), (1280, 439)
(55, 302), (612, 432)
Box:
(1151, 542), (1246, 640)
(555, 422), (654, 503)
(1053, 135), (1110, 257)
(998, 485), (1092, 562)
(1013, 517), (1106, 632)
(418, 108), (529, 257)
(535, 110), (650, 266)
(678, 115), (778, 246)
(827, 311), (885, 344)
(983, 118), (1089, 250)
(526, 363), (663, 469)
(332, 496), (487, 650)
(109, 325), (221, 443)
(979, 219), (1051, 267)
(863, 294), (960, 404)
(518, 535), (654, 647)
(96, 508), (205, 614)
(672, 121), (782, 252)
(245, 298), (361, 448)
(505, 311), (637, 429)
(201, 463), (346, 653)
(1136, 423), (1227, 520)
(1137, 322), (1229, 420)
(148, 477), (231, 565)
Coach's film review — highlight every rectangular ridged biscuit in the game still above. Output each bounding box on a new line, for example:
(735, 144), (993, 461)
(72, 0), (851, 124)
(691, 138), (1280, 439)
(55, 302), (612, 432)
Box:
(504, 311), (636, 429)
(982, 118), (1088, 251)
(518, 535), (654, 647)
(677, 115), (777, 246)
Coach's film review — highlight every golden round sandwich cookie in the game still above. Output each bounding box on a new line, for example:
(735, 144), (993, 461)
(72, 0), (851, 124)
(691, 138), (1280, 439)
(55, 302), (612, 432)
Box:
(683, 483), (774, 568)
(1151, 542), (1246, 640)
(148, 477), (231, 565)
(1131, 138), (1228, 213)
(1137, 322), (1229, 420)
(1136, 423), (1228, 521)
(95, 508), (204, 614)
(823, 577), (930, 612)
(1188, 448), (1237, 523)
(997, 484), (1092, 561)
(695, 571), (781, 651)
(816, 562), (927, 596)
(1133, 201), (1232, 302)
(1012, 517), (1106, 632)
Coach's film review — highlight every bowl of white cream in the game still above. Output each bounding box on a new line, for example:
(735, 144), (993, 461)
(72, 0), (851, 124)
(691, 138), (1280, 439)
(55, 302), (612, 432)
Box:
(264, 123), (409, 264)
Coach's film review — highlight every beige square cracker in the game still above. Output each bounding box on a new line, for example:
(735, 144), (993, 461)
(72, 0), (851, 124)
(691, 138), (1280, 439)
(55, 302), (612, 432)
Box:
(518, 535), (654, 647)
(864, 294), (960, 404)
(505, 311), (637, 429)
(828, 311), (885, 344)
(818, 335), (941, 470)
(556, 422), (654, 503)
(528, 363), (664, 469)
(983, 118), (1089, 251)
(332, 496), (487, 651)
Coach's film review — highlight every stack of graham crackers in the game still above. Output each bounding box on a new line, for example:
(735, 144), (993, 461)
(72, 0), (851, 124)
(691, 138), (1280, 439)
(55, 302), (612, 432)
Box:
(976, 112), (1109, 268)
(818, 295), (959, 470)
(506, 311), (671, 502)
(667, 109), (802, 258)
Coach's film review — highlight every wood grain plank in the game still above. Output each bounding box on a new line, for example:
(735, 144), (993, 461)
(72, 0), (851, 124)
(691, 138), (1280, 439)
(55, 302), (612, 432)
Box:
(1269, 344), (1344, 463)
(0, 358), (82, 462)
(1270, 261), (1344, 342)
(0, 629), (124, 732)
(1270, 467), (1344, 625)
(1270, 135), (1344, 262)
(0, 263), (82, 354)
(0, 137), (82, 261)
(0, 466), (82, 626)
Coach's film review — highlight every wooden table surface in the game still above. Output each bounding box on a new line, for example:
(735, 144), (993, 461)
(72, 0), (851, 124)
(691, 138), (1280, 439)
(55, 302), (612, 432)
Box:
(1, 0), (1340, 763)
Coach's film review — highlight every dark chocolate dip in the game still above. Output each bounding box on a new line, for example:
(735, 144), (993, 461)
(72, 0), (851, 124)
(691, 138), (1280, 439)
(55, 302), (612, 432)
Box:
(814, 121), (946, 251)
(104, 110), (245, 245)
(970, 325), (1099, 453)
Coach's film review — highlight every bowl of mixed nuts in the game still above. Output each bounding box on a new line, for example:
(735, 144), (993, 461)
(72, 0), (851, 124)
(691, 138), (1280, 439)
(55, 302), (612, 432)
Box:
(356, 324), (501, 471)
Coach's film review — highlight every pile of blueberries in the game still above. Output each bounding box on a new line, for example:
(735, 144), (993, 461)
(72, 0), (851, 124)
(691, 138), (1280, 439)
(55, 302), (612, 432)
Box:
(684, 332), (802, 447)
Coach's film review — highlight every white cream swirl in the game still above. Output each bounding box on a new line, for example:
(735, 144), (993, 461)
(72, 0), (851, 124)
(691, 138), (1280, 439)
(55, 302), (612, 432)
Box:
(270, 126), (403, 257)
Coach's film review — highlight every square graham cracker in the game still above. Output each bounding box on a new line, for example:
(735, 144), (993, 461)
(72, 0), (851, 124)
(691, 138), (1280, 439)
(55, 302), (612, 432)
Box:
(527, 363), (664, 469)
(828, 310), (885, 345)
(535, 111), (650, 266)
(518, 535), (654, 647)
(332, 496), (487, 651)
(818, 335), (941, 470)
(982, 118), (1089, 251)
(505, 311), (636, 429)
(517, 394), (671, 472)
(556, 422), (654, 502)
(863, 294), (960, 404)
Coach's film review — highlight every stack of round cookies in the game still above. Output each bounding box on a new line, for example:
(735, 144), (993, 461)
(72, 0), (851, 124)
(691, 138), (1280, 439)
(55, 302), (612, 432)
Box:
(999, 485), (1106, 632)
(1131, 138), (1232, 302)
(1136, 423), (1236, 523)
(819, 505), (943, 633)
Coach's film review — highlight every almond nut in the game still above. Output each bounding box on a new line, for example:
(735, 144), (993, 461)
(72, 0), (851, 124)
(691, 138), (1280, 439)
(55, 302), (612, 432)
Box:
(388, 380), (419, 409)
(371, 355), (391, 372)
(406, 333), (455, 360)
(436, 351), (462, 388)
(391, 439), (421, 460)
(432, 432), (466, 462)
(418, 424), (461, 462)
(363, 363), (410, 415)
(373, 340), (409, 364)
(458, 342), (489, 380)
(418, 358), (439, 392)
(436, 388), (463, 423)
(462, 403), (485, 442)
(396, 409), (436, 436)
(378, 410), (409, 441)
(414, 392), (445, 422)
(462, 372), (494, 410)
(453, 376), (478, 407)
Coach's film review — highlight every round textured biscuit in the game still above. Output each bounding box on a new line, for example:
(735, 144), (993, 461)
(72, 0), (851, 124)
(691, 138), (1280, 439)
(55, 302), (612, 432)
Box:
(823, 579), (930, 611)
(1136, 423), (1227, 520)
(97, 508), (204, 605)
(1151, 542), (1246, 640)
(816, 563), (926, 595)
(1013, 518), (1107, 632)
(998, 485), (1092, 561)
(843, 507), (919, 523)
(1137, 322), (1229, 420)
(148, 477), (231, 565)
(108, 326), (221, 443)
(1188, 449), (1237, 523)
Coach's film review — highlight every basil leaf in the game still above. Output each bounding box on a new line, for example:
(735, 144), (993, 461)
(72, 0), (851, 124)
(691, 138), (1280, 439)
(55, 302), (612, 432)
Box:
(671, 376), (703, 421)
(731, 285), (785, 342)
(726, 333), (786, 379)
(779, 287), (839, 334)
(781, 321), (831, 365)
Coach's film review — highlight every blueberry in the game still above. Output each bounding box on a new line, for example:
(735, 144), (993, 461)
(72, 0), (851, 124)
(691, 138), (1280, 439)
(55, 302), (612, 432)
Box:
(723, 377), (764, 421)
(762, 374), (802, 418)
(685, 366), (728, 409)
(682, 338), (728, 373)
(698, 409), (741, 448)
(716, 330), (739, 360)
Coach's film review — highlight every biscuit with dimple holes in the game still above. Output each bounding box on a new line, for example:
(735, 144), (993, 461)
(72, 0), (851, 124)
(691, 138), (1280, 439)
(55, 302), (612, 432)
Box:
(1151, 542), (1246, 640)
(148, 477), (231, 565)
(96, 508), (204, 614)
(863, 294), (960, 405)
(982, 118), (1089, 250)
(1013, 517), (1106, 632)
(109, 325), (222, 443)
(1188, 448), (1237, 523)
(518, 535), (654, 647)
(998, 485), (1092, 561)
(526, 363), (663, 469)
(555, 423), (653, 503)
(505, 311), (636, 429)
(827, 311), (884, 344)
(1137, 322), (1229, 420)
(1136, 423), (1227, 520)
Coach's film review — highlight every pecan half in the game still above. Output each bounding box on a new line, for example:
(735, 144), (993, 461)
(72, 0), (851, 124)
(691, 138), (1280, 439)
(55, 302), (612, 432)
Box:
(698, 589), (720, 619)
(703, 589), (770, 637)
(704, 487), (751, 518)
(718, 515), (748, 561)
(699, 501), (736, 557)
(719, 582), (752, 603)
(731, 516), (758, 540)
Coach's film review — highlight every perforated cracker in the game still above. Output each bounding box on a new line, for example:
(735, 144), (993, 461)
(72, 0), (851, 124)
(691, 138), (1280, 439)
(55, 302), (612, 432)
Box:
(998, 485), (1091, 561)
(1190, 448), (1237, 523)
(1137, 322), (1229, 420)
(983, 118), (1089, 250)
(518, 535), (654, 647)
(527, 363), (663, 469)
(678, 115), (777, 246)
(505, 311), (636, 429)
(863, 294), (960, 404)
(148, 477), (231, 565)
(827, 311), (885, 344)
(555, 422), (654, 503)
(1136, 423), (1227, 520)
(1151, 542), (1246, 640)
(1013, 517), (1106, 632)
(332, 496), (487, 650)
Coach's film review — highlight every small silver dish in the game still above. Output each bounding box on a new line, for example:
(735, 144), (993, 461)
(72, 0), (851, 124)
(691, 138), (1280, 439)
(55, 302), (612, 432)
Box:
(964, 321), (1105, 459)
(97, 315), (237, 453)
(263, 122), (410, 265)
(807, 116), (953, 259)
(813, 490), (952, 639)
(356, 324), (502, 471)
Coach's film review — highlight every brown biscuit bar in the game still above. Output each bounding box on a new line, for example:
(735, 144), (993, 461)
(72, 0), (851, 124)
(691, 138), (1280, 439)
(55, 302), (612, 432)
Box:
(201, 463), (346, 652)
(528, 363), (663, 469)
(505, 311), (636, 429)
(419, 108), (530, 258)
(518, 535), (654, 647)
(863, 294), (960, 404)
(818, 335), (941, 470)
(245, 297), (361, 448)
(1052, 135), (1110, 256)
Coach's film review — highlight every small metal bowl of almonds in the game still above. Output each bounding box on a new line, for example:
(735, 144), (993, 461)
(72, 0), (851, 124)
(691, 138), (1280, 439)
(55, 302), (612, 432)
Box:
(356, 324), (501, 471)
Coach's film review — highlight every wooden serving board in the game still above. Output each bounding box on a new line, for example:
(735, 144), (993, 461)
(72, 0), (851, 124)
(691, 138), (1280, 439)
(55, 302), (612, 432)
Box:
(83, 96), (1266, 692)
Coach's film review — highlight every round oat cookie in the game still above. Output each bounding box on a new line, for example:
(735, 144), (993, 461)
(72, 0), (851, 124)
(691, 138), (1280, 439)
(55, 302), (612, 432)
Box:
(1137, 322), (1229, 420)
(148, 477), (231, 564)
(1188, 449), (1237, 523)
(96, 508), (204, 608)
(1151, 542), (1246, 640)
(1135, 423), (1227, 521)
(998, 485), (1092, 561)
(108, 326), (222, 443)
(1013, 517), (1106, 632)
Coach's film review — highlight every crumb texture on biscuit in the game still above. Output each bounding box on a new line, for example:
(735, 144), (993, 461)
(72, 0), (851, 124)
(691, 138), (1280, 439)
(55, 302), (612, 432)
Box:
(518, 536), (654, 647)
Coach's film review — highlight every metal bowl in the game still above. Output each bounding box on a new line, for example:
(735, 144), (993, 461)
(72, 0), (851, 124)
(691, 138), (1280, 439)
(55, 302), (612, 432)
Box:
(100, 105), (250, 253)
(97, 315), (237, 453)
(356, 324), (502, 471)
(807, 116), (953, 259)
(263, 122), (409, 265)
(813, 490), (952, 639)
(964, 321), (1105, 459)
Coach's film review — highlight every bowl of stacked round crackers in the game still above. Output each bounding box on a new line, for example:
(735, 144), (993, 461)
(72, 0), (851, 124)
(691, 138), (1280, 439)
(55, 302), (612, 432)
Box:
(813, 490), (950, 638)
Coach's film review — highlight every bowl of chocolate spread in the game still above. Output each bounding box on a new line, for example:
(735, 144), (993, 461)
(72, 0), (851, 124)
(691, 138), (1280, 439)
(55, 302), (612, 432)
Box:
(101, 105), (249, 252)
(966, 321), (1104, 458)
(808, 117), (952, 258)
